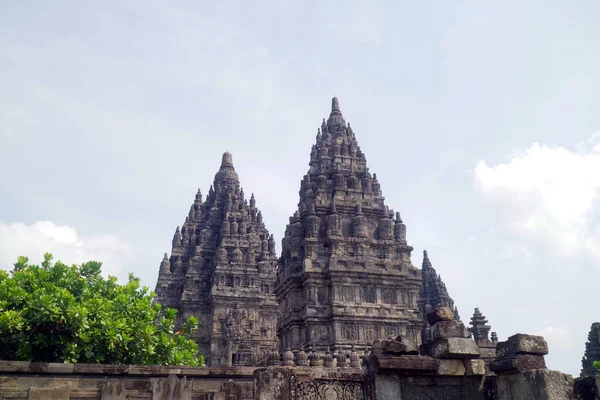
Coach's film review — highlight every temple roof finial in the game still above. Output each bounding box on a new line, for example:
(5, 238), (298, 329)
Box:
(332, 97), (340, 112)
(221, 151), (233, 168)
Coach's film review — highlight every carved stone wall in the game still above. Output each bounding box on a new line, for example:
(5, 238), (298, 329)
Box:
(254, 366), (365, 400)
(0, 361), (254, 400)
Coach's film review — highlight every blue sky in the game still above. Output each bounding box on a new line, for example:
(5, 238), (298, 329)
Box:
(1, 0), (600, 376)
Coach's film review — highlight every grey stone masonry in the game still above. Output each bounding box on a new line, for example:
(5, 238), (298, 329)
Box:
(275, 97), (424, 355)
(153, 152), (278, 367)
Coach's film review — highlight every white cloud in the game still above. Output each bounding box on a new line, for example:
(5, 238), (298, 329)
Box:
(474, 134), (600, 259)
(0, 221), (131, 280)
(535, 326), (573, 349)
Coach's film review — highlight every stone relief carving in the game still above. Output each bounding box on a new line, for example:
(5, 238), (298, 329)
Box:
(297, 380), (364, 400)
(342, 324), (358, 341)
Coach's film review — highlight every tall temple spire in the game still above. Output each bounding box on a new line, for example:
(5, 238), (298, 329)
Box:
(581, 322), (600, 378)
(275, 97), (423, 353)
(153, 151), (277, 367)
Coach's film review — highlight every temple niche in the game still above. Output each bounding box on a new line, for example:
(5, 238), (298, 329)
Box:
(153, 152), (278, 367)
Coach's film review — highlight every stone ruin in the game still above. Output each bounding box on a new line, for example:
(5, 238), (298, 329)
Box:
(145, 97), (596, 399)
(254, 306), (575, 400)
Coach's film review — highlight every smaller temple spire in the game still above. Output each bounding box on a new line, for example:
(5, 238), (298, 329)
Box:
(422, 250), (432, 269)
(469, 307), (491, 342)
(159, 253), (170, 274)
(581, 322), (600, 378)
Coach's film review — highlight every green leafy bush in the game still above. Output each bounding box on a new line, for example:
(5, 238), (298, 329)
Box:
(0, 253), (203, 366)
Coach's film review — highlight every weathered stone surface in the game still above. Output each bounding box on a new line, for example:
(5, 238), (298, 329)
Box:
(28, 382), (72, 400)
(153, 152), (279, 367)
(370, 354), (438, 373)
(100, 380), (126, 400)
(0, 361), (255, 400)
(429, 338), (481, 359)
(497, 334), (549, 357)
(152, 375), (191, 400)
(496, 369), (574, 400)
(437, 359), (466, 376)
(574, 376), (600, 399)
(431, 320), (470, 340)
(491, 354), (547, 373)
(372, 339), (419, 356)
(465, 359), (487, 376)
(253, 367), (292, 400)
(370, 375), (485, 400)
(427, 306), (455, 326)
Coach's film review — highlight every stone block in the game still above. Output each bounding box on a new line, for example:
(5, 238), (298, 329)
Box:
(73, 363), (129, 375)
(574, 376), (600, 399)
(28, 381), (72, 400)
(0, 361), (31, 373)
(490, 354), (547, 373)
(46, 363), (75, 374)
(253, 367), (293, 400)
(431, 320), (470, 340)
(426, 306), (455, 326)
(152, 375), (191, 400)
(496, 333), (549, 357)
(437, 359), (466, 376)
(370, 354), (438, 373)
(496, 369), (574, 400)
(465, 359), (487, 376)
(429, 338), (481, 359)
(371, 339), (419, 356)
(101, 380), (127, 400)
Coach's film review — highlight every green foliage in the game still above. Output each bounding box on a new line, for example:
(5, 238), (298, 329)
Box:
(0, 253), (204, 366)
(594, 360), (600, 371)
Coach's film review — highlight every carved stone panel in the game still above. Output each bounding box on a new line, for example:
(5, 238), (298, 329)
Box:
(342, 324), (359, 341)
(297, 379), (364, 400)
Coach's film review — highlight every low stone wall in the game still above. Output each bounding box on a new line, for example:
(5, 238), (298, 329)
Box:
(0, 361), (254, 399)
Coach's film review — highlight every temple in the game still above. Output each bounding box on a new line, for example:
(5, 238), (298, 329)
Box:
(580, 322), (600, 378)
(154, 152), (278, 367)
(276, 98), (434, 353)
(153, 97), (495, 367)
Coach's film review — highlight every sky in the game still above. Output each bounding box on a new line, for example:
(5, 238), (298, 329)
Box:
(1, 0), (599, 377)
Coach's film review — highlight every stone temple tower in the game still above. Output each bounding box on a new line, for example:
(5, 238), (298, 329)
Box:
(275, 98), (424, 354)
(154, 152), (278, 367)
(581, 322), (600, 378)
